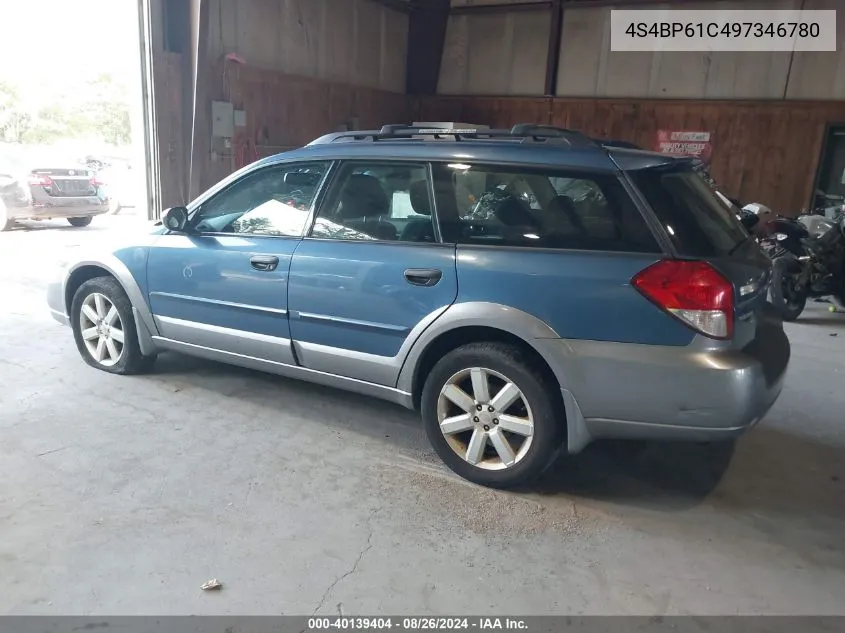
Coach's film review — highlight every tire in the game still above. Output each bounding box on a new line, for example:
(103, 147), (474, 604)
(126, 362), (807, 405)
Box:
(421, 342), (563, 489)
(68, 216), (93, 227)
(770, 256), (807, 321)
(0, 200), (13, 231)
(70, 276), (156, 375)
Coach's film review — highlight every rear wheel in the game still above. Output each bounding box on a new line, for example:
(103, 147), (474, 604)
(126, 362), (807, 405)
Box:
(68, 216), (93, 227)
(107, 196), (122, 215)
(421, 342), (563, 489)
(770, 256), (807, 321)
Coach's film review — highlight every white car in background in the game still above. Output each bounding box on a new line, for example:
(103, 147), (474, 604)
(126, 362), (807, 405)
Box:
(93, 159), (141, 214)
(0, 153), (109, 231)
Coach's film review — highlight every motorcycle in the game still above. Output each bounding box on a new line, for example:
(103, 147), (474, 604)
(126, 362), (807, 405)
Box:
(812, 190), (845, 220)
(760, 209), (845, 321)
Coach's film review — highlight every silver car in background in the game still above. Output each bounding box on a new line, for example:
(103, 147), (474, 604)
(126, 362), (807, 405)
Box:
(0, 153), (110, 231)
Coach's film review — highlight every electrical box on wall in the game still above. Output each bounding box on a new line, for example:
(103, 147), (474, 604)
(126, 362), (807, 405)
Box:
(234, 109), (247, 128)
(211, 101), (234, 138)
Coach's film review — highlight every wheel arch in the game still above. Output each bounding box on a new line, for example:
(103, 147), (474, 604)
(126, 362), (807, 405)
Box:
(396, 303), (567, 412)
(64, 257), (158, 336)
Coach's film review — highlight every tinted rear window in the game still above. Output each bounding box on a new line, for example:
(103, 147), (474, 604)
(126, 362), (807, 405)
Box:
(631, 167), (748, 257)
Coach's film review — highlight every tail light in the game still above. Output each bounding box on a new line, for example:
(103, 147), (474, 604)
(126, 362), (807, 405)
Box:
(632, 260), (734, 340)
(89, 176), (104, 187)
(28, 174), (53, 187)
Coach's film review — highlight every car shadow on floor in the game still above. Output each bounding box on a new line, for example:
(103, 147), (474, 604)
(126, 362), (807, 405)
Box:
(151, 351), (425, 449)
(531, 439), (737, 509)
(9, 221), (90, 232)
(535, 426), (845, 525)
(150, 352), (845, 547)
(792, 315), (845, 328)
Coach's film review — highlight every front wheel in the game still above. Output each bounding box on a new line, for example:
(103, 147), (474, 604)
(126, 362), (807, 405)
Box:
(68, 216), (93, 227)
(70, 276), (156, 375)
(0, 200), (13, 231)
(770, 256), (807, 321)
(421, 342), (563, 489)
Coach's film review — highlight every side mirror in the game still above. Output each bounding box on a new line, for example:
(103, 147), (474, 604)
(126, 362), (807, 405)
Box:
(162, 206), (189, 232)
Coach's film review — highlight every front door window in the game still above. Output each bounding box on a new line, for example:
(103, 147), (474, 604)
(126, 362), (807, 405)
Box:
(191, 162), (331, 236)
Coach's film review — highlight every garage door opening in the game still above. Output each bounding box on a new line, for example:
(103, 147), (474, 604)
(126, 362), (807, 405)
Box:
(0, 0), (155, 230)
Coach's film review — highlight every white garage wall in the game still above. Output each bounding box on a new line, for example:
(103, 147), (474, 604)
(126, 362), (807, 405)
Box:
(440, 0), (845, 100)
(439, 9), (551, 95)
(207, 0), (408, 93)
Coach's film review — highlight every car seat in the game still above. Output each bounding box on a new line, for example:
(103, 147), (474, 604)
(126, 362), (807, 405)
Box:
(337, 174), (397, 241)
(399, 180), (435, 243)
(547, 194), (587, 235)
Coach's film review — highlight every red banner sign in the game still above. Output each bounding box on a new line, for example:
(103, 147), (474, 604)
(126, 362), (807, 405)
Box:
(655, 130), (713, 163)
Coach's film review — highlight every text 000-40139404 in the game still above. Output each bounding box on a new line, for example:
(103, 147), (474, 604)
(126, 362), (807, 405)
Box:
(305, 617), (530, 631)
(610, 9), (838, 52)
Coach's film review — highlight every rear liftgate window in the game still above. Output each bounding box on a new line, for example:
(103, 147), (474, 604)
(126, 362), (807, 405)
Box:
(630, 166), (748, 257)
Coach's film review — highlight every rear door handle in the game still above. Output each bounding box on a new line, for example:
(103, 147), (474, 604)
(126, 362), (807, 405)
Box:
(250, 255), (279, 272)
(404, 268), (442, 287)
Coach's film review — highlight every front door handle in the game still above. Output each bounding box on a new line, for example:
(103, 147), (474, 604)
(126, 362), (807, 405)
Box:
(250, 255), (279, 272)
(404, 268), (442, 287)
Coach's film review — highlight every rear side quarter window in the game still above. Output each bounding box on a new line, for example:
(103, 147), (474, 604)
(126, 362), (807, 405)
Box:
(431, 163), (660, 253)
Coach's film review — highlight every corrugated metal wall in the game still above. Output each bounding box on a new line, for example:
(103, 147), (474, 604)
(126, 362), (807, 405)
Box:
(207, 0), (409, 93)
(439, 0), (845, 100)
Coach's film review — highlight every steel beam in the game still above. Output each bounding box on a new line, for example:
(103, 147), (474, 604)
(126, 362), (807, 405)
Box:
(544, 0), (564, 96)
(406, 0), (451, 95)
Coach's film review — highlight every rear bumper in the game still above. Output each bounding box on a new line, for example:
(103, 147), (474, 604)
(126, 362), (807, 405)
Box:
(11, 197), (109, 220)
(539, 305), (790, 453)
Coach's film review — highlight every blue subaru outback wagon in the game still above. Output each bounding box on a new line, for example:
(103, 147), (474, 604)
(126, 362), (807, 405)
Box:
(47, 124), (790, 488)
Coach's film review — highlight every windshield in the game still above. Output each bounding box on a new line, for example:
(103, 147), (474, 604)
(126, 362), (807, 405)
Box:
(631, 166), (749, 257)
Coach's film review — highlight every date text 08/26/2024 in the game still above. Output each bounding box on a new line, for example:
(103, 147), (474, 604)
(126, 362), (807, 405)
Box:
(306, 617), (528, 631)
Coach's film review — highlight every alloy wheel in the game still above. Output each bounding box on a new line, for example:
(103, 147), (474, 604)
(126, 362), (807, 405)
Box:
(436, 366), (534, 470)
(79, 293), (125, 367)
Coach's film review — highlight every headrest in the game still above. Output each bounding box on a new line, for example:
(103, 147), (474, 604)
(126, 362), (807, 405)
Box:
(338, 174), (389, 218)
(548, 194), (576, 213)
(494, 196), (537, 228)
(409, 180), (431, 215)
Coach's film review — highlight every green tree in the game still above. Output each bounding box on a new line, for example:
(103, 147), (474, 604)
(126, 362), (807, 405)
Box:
(3, 72), (132, 146)
(0, 80), (26, 142)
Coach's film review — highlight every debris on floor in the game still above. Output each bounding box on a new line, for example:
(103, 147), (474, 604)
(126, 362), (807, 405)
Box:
(200, 579), (223, 591)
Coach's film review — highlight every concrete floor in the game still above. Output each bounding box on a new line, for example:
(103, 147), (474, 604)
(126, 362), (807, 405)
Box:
(1, 214), (844, 616)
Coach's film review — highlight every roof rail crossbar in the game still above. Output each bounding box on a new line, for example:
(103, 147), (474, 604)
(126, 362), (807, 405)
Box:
(307, 123), (603, 147)
(509, 124), (599, 148)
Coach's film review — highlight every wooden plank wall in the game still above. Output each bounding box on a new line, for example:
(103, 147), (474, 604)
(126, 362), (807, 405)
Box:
(155, 57), (845, 216)
(418, 96), (845, 215)
(205, 61), (415, 189)
(153, 51), (186, 208)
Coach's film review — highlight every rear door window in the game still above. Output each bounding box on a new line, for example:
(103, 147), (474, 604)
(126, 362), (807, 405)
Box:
(310, 162), (436, 243)
(631, 167), (748, 257)
(431, 163), (660, 253)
